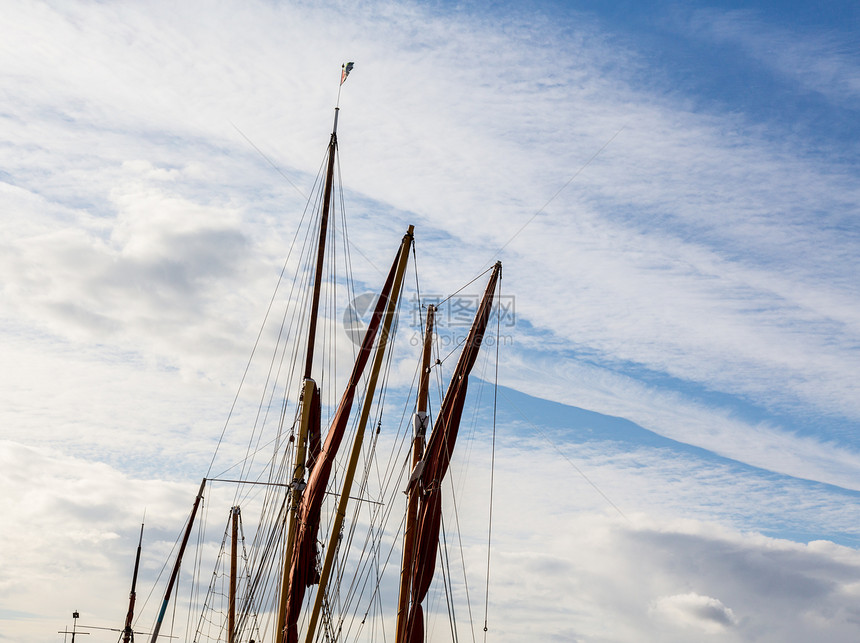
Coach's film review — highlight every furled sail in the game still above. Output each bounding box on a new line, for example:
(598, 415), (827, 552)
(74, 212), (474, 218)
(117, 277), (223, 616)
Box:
(280, 239), (407, 643)
(400, 262), (501, 643)
(305, 383), (321, 474)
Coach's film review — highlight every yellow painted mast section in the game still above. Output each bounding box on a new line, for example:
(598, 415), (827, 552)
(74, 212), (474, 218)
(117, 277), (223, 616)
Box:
(394, 304), (434, 643)
(302, 225), (414, 643)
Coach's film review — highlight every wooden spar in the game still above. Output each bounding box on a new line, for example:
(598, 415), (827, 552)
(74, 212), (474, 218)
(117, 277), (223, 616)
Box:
(122, 523), (144, 643)
(417, 307), (435, 416)
(303, 225), (414, 643)
(228, 507), (239, 643)
(395, 304), (435, 643)
(275, 106), (339, 642)
(150, 478), (207, 643)
(303, 107), (339, 380)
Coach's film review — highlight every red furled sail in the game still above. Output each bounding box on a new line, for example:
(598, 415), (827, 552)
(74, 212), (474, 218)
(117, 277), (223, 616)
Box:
(281, 241), (405, 643)
(401, 262), (501, 643)
(305, 383), (321, 473)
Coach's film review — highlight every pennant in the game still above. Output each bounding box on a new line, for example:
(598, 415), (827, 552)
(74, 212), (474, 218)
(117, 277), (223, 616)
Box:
(341, 61), (354, 85)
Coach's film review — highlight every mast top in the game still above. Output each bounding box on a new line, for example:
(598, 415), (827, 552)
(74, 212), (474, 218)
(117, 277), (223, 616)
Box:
(334, 61), (354, 122)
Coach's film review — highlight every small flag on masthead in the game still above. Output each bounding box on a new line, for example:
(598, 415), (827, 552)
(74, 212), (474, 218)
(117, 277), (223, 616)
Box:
(341, 62), (354, 85)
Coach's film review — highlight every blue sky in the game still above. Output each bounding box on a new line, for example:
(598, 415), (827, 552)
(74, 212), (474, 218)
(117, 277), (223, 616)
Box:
(1, 0), (860, 641)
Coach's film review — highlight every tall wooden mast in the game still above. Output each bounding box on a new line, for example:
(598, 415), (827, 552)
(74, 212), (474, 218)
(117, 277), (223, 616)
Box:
(302, 107), (339, 381)
(228, 507), (239, 643)
(275, 105), (340, 643)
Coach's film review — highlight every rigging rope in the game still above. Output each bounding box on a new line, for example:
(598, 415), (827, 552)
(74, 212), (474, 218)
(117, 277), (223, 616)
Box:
(205, 148), (328, 480)
(482, 275), (502, 640)
(501, 390), (629, 522)
(438, 514), (459, 643)
(432, 264), (496, 310)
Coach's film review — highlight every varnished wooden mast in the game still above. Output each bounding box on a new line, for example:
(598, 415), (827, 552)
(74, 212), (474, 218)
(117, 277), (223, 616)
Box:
(395, 305), (435, 643)
(276, 104), (341, 643)
(228, 507), (239, 643)
(303, 107), (339, 380)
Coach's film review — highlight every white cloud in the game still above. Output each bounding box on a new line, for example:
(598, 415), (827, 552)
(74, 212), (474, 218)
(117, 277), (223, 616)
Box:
(463, 508), (860, 642)
(499, 351), (860, 493)
(3, 0), (857, 430)
(2, 1), (859, 641)
(5, 439), (860, 643)
(650, 592), (738, 633)
(0, 441), (192, 642)
(690, 9), (860, 105)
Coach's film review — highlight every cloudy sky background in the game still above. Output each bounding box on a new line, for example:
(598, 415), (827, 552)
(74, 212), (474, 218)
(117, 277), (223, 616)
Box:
(2, 0), (860, 641)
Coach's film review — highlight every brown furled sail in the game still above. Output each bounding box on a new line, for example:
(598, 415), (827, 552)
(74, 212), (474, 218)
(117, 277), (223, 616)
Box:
(280, 238), (407, 643)
(401, 261), (501, 643)
(305, 384), (321, 474)
(303, 226), (414, 643)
